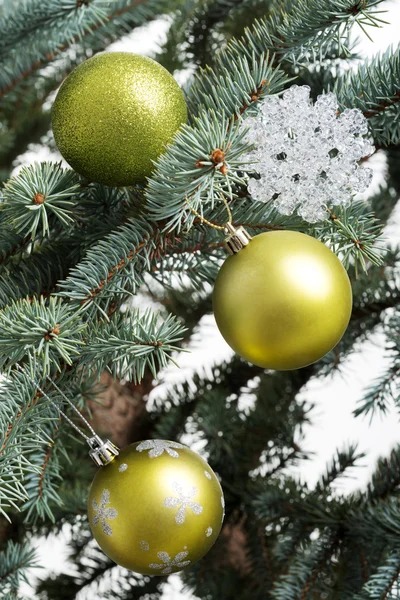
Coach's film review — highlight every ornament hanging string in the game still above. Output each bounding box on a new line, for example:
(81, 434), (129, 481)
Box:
(15, 362), (119, 465)
(185, 194), (252, 256)
(185, 193), (232, 231)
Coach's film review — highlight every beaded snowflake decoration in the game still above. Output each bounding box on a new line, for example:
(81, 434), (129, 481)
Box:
(243, 85), (374, 222)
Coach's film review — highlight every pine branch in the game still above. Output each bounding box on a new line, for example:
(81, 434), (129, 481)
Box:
(353, 550), (400, 600)
(262, 0), (387, 65)
(355, 314), (400, 417)
(315, 444), (365, 492)
(0, 373), (45, 509)
(187, 0), (386, 114)
(57, 215), (156, 318)
(271, 534), (340, 600)
(335, 44), (400, 145)
(0, 0), (172, 100)
(80, 309), (186, 383)
(366, 446), (400, 502)
(1, 163), (81, 239)
(0, 238), (81, 309)
(0, 541), (38, 598)
(0, 296), (86, 375)
(22, 419), (65, 523)
(146, 110), (279, 231)
(313, 201), (385, 273)
(0, 222), (29, 268)
(182, 0), (246, 68)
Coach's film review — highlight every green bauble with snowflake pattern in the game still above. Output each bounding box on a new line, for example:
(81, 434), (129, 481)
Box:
(88, 440), (224, 575)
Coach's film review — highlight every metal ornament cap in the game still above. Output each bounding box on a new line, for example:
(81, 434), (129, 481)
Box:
(88, 440), (225, 575)
(213, 230), (352, 370)
(88, 435), (119, 467)
(224, 222), (252, 255)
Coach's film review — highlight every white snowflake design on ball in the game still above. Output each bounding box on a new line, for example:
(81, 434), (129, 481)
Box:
(92, 489), (118, 536)
(136, 439), (184, 459)
(149, 550), (191, 574)
(206, 527), (213, 537)
(243, 85), (374, 222)
(118, 463), (128, 472)
(140, 540), (150, 551)
(164, 481), (203, 524)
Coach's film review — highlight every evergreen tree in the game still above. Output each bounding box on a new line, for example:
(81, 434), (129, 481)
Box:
(0, 0), (400, 598)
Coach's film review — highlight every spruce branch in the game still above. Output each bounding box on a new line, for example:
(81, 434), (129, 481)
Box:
(0, 223), (29, 268)
(146, 111), (262, 231)
(0, 0), (108, 56)
(271, 534), (340, 600)
(263, 0), (387, 65)
(22, 419), (64, 523)
(0, 368), (61, 518)
(315, 444), (365, 492)
(0, 0), (172, 100)
(355, 314), (400, 418)
(353, 550), (400, 600)
(0, 239), (81, 309)
(314, 201), (386, 273)
(0, 163), (81, 239)
(0, 296), (86, 375)
(335, 44), (400, 145)
(57, 215), (156, 318)
(187, 48), (288, 119)
(80, 309), (186, 382)
(366, 445), (400, 502)
(0, 541), (38, 598)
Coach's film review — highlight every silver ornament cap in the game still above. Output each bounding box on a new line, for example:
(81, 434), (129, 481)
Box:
(88, 434), (119, 466)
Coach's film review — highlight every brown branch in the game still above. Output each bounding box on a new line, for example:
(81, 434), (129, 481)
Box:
(300, 536), (341, 600)
(0, 393), (41, 455)
(0, 0), (151, 99)
(234, 78), (268, 121)
(37, 443), (54, 499)
(363, 91), (400, 120)
(382, 561), (400, 600)
(83, 233), (155, 304)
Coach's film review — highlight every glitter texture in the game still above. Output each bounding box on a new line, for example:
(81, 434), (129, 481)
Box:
(118, 463), (128, 472)
(243, 85), (374, 222)
(149, 550), (191, 575)
(92, 489), (118, 536)
(52, 52), (187, 186)
(140, 540), (150, 551)
(136, 439), (184, 459)
(164, 482), (203, 524)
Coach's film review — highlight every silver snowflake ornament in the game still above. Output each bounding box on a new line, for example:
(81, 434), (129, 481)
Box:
(92, 489), (118, 536)
(149, 550), (191, 574)
(164, 481), (203, 524)
(136, 439), (184, 459)
(243, 85), (374, 222)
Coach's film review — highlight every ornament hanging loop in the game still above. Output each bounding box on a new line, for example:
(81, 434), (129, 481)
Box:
(224, 222), (252, 255)
(185, 193), (252, 254)
(15, 362), (119, 467)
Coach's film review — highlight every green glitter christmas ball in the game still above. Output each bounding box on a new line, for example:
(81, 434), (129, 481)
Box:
(52, 52), (187, 186)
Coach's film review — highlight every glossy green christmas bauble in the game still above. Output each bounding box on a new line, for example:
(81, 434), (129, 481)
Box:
(213, 231), (352, 370)
(52, 52), (187, 186)
(88, 440), (224, 575)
